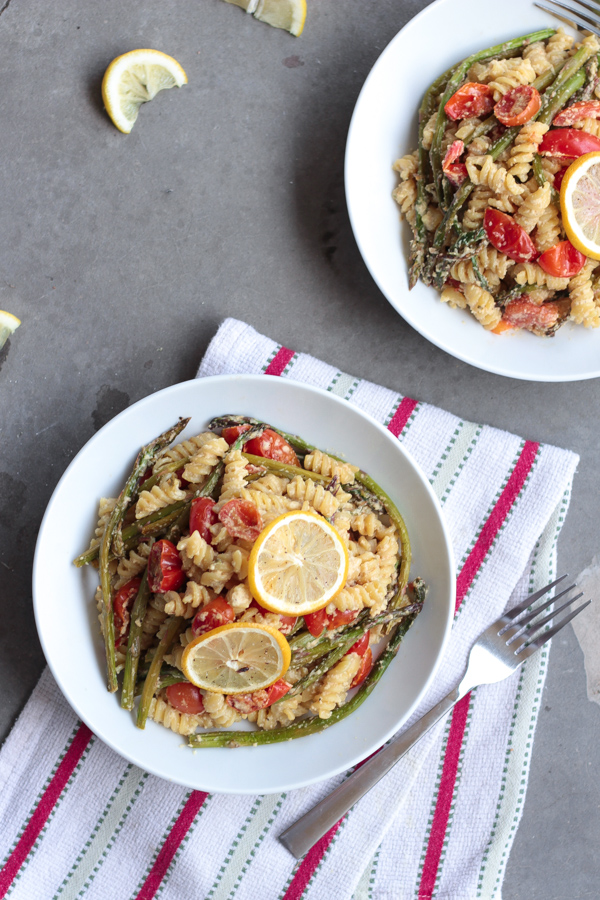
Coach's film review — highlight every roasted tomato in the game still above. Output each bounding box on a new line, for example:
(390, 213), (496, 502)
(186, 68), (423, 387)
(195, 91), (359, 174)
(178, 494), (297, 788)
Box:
(226, 680), (292, 713)
(222, 424), (299, 465)
(191, 597), (235, 637)
(537, 240), (586, 277)
(326, 609), (360, 631)
(552, 101), (600, 127)
(304, 608), (329, 637)
(113, 577), (142, 647)
(444, 82), (494, 120)
(218, 498), (263, 541)
(502, 299), (562, 332)
(189, 497), (218, 543)
(347, 632), (370, 657)
(539, 128), (600, 158)
(147, 540), (186, 593)
(494, 85), (541, 126)
(350, 647), (373, 689)
(442, 140), (467, 186)
(166, 682), (205, 715)
(483, 209), (538, 262)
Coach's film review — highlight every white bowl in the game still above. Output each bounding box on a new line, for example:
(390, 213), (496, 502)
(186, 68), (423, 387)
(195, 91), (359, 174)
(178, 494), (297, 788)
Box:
(33, 375), (454, 793)
(345, 1), (599, 381)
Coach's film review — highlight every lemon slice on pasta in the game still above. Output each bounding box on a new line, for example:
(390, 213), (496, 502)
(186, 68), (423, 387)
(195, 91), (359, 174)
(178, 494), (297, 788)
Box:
(181, 622), (291, 694)
(560, 151), (600, 260)
(248, 510), (348, 616)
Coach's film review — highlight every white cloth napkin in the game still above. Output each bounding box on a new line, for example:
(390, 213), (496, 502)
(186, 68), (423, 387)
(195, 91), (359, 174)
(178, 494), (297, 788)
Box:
(0, 318), (579, 900)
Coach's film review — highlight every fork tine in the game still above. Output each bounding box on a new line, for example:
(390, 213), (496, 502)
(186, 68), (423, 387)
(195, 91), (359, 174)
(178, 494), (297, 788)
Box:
(502, 574), (568, 623)
(515, 599), (592, 659)
(507, 590), (584, 646)
(504, 583), (578, 636)
(535, 1), (600, 37)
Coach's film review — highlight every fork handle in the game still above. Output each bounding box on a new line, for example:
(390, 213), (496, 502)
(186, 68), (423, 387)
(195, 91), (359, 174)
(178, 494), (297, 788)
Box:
(278, 684), (464, 859)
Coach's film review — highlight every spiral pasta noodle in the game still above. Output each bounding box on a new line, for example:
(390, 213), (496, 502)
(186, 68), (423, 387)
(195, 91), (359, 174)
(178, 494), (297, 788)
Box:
(154, 432), (215, 472)
(309, 654), (362, 719)
(285, 475), (348, 517)
(523, 41), (553, 75)
(545, 28), (574, 70)
(303, 449), (357, 483)
(135, 473), (186, 519)
(569, 258), (600, 328)
(507, 122), (549, 182)
(487, 58), (536, 101)
(182, 436), (228, 483)
(463, 284), (502, 330)
(511, 262), (569, 290)
(514, 182), (552, 234)
(216, 448), (249, 508)
(202, 692), (241, 727)
(149, 697), (210, 735)
(534, 202), (562, 254)
(466, 155), (524, 197)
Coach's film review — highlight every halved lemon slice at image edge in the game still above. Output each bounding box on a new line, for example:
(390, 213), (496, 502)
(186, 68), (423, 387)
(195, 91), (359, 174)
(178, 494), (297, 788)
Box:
(248, 510), (349, 617)
(0, 310), (20, 351)
(101, 49), (187, 134)
(222, 0), (307, 36)
(181, 622), (291, 694)
(560, 151), (600, 261)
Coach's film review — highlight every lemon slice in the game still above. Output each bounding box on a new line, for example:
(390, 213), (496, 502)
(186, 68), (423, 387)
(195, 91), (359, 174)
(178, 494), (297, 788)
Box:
(181, 622), (291, 693)
(248, 510), (349, 616)
(101, 49), (187, 134)
(560, 151), (600, 260)
(222, 0), (306, 36)
(0, 310), (20, 351)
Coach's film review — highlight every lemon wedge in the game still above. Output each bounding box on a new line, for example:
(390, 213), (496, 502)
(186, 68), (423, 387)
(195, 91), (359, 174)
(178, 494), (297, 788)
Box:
(0, 310), (20, 351)
(248, 510), (348, 617)
(101, 49), (187, 134)
(560, 151), (600, 260)
(222, 0), (306, 36)
(181, 622), (291, 693)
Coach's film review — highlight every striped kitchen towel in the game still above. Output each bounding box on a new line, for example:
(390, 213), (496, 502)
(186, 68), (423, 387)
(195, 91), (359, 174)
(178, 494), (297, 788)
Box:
(0, 317), (579, 900)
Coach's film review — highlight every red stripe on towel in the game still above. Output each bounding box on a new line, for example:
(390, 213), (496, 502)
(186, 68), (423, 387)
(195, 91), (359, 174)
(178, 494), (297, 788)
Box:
(387, 397), (419, 437)
(455, 441), (540, 613)
(135, 791), (208, 900)
(282, 819), (345, 900)
(264, 347), (295, 377)
(0, 723), (93, 898)
(416, 440), (540, 898)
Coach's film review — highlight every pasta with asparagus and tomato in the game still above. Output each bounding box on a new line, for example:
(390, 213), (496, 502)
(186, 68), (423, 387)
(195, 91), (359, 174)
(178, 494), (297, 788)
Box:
(75, 416), (425, 749)
(394, 27), (600, 335)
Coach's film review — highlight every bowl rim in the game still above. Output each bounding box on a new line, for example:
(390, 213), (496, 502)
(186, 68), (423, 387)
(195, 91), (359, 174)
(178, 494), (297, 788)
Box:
(33, 373), (455, 792)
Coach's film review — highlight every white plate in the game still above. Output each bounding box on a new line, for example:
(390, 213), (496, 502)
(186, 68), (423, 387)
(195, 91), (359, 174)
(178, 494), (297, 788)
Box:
(345, 2), (599, 382)
(33, 375), (454, 794)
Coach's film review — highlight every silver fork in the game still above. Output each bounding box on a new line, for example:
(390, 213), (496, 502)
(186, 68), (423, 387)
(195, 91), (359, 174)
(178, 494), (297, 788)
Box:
(535, 0), (600, 37)
(279, 575), (591, 859)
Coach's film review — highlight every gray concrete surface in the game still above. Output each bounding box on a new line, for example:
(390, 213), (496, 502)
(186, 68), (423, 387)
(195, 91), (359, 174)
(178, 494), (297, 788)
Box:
(0, 0), (598, 896)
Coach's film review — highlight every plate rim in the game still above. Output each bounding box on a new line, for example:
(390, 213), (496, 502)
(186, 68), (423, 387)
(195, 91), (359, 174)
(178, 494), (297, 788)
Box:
(32, 373), (455, 793)
(344, 1), (600, 383)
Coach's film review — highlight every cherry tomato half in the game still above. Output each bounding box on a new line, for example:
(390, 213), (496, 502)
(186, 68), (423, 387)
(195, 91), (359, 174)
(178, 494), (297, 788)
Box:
(326, 608), (360, 631)
(502, 299), (561, 332)
(537, 240), (586, 277)
(222, 424), (299, 465)
(191, 597), (235, 637)
(348, 632), (370, 657)
(350, 647), (373, 689)
(218, 498), (263, 541)
(442, 140), (467, 186)
(226, 679), (292, 713)
(189, 497), (217, 543)
(147, 539), (186, 593)
(553, 101), (600, 127)
(539, 128), (600, 159)
(444, 83), (494, 121)
(166, 682), (205, 715)
(483, 209), (538, 262)
(494, 85), (541, 126)
(113, 577), (142, 647)
(304, 608), (328, 637)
